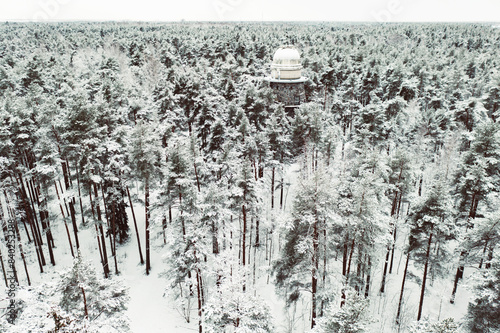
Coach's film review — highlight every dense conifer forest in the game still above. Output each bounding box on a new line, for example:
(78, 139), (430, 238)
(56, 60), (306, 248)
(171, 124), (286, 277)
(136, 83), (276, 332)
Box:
(0, 22), (499, 332)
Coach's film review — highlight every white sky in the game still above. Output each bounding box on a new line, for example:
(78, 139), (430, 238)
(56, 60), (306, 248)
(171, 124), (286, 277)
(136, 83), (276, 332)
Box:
(0, 0), (499, 23)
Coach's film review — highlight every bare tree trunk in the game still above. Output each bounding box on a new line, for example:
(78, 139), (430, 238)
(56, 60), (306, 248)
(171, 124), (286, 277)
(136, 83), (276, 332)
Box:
(364, 256), (371, 298)
(380, 247), (391, 294)
(418, 227), (433, 321)
(194, 246), (203, 333)
(127, 186), (144, 265)
(94, 183), (109, 278)
(19, 243), (30, 286)
(111, 203), (119, 275)
(55, 182), (74, 258)
(311, 214), (319, 329)
(242, 204), (246, 292)
(145, 179), (151, 275)
(396, 251), (410, 326)
(271, 167), (275, 209)
(0, 248), (8, 287)
(39, 194), (55, 266)
(280, 176), (284, 210)
(75, 161), (85, 226)
(81, 287), (88, 319)
(15, 184), (44, 273)
(254, 218), (260, 247)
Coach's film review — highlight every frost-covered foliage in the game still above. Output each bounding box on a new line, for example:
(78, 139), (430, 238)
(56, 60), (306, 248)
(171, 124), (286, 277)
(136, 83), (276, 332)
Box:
(313, 289), (372, 333)
(466, 259), (500, 333)
(204, 265), (273, 333)
(0, 255), (130, 333)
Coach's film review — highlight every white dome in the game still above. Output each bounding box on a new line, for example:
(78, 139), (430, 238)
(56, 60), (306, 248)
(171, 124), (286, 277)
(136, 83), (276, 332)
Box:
(271, 46), (302, 80)
(273, 46), (301, 62)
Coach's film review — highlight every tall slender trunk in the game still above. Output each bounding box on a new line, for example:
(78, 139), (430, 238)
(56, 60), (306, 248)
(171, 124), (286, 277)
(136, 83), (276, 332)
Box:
(75, 161), (85, 226)
(396, 251), (410, 326)
(55, 182), (74, 258)
(145, 178), (151, 275)
(417, 226), (434, 321)
(194, 246), (203, 333)
(60, 159), (80, 250)
(380, 247), (391, 294)
(94, 183), (109, 278)
(10, 213), (31, 285)
(280, 176), (284, 210)
(111, 203), (119, 275)
(127, 186), (144, 264)
(242, 204), (247, 292)
(0, 248), (7, 286)
(271, 167), (275, 209)
(81, 287), (88, 319)
(15, 184), (44, 273)
(100, 186), (116, 274)
(311, 214), (319, 329)
(364, 256), (371, 298)
(254, 218), (260, 247)
(39, 194), (55, 266)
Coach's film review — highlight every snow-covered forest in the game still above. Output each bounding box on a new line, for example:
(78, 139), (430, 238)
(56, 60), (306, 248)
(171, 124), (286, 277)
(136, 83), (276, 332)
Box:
(0, 22), (499, 333)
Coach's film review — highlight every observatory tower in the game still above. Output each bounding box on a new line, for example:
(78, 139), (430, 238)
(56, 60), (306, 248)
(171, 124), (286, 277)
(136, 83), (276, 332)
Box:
(268, 45), (307, 114)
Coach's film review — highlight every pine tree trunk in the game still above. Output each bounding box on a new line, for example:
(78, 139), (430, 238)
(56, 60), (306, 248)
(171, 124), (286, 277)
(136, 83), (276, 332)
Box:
(145, 178), (151, 275)
(311, 214), (319, 329)
(40, 196), (55, 266)
(94, 183), (109, 278)
(55, 182), (74, 258)
(417, 227), (433, 321)
(450, 252), (465, 304)
(479, 240), (488, 269)
(19, 243), (30, 286)
(75, 161), (85, 226)
(242, 204), (246, 292)
(254, 218), (260, 247)
(69, 199), (80, 249)
(486, 245), (493, 269)
(396, 251), (410, 326)
(81, 287), (88, 319)
(101, 186), (116, 275)
(111, 203), (119, 275)
(364, 256), (371, 298)
(0, 248), (8, 287)
(389, 225), (397, 274)
(380, 247), (391, 294)
(280, 176), (284, 210)
(271, 167), (275, 209)
(127, 186), (144, 264)
(61, 161), (80, 250)
(15, 182), (45, 272)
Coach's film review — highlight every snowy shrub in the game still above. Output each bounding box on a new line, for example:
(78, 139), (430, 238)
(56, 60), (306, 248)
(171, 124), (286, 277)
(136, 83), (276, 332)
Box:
(203, 271), (273, 333)
(1, 255), (130, 332)
(313, 288), (372, 333)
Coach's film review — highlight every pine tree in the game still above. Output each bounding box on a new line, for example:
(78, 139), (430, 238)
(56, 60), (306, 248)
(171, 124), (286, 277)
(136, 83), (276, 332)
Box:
(408, 180), (454, 321)
(466, 259), (500, 333)
(129, 118), (162, 275)
(273, 171), (333, 328)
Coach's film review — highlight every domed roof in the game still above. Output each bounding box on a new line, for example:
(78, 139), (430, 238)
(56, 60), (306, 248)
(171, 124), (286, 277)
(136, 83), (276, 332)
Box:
(272, 46), (302, 67)
(271, 45), (302, 80)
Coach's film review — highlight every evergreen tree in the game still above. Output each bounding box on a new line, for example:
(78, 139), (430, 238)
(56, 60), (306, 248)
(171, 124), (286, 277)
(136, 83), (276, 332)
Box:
(466, 259), (500, 333)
